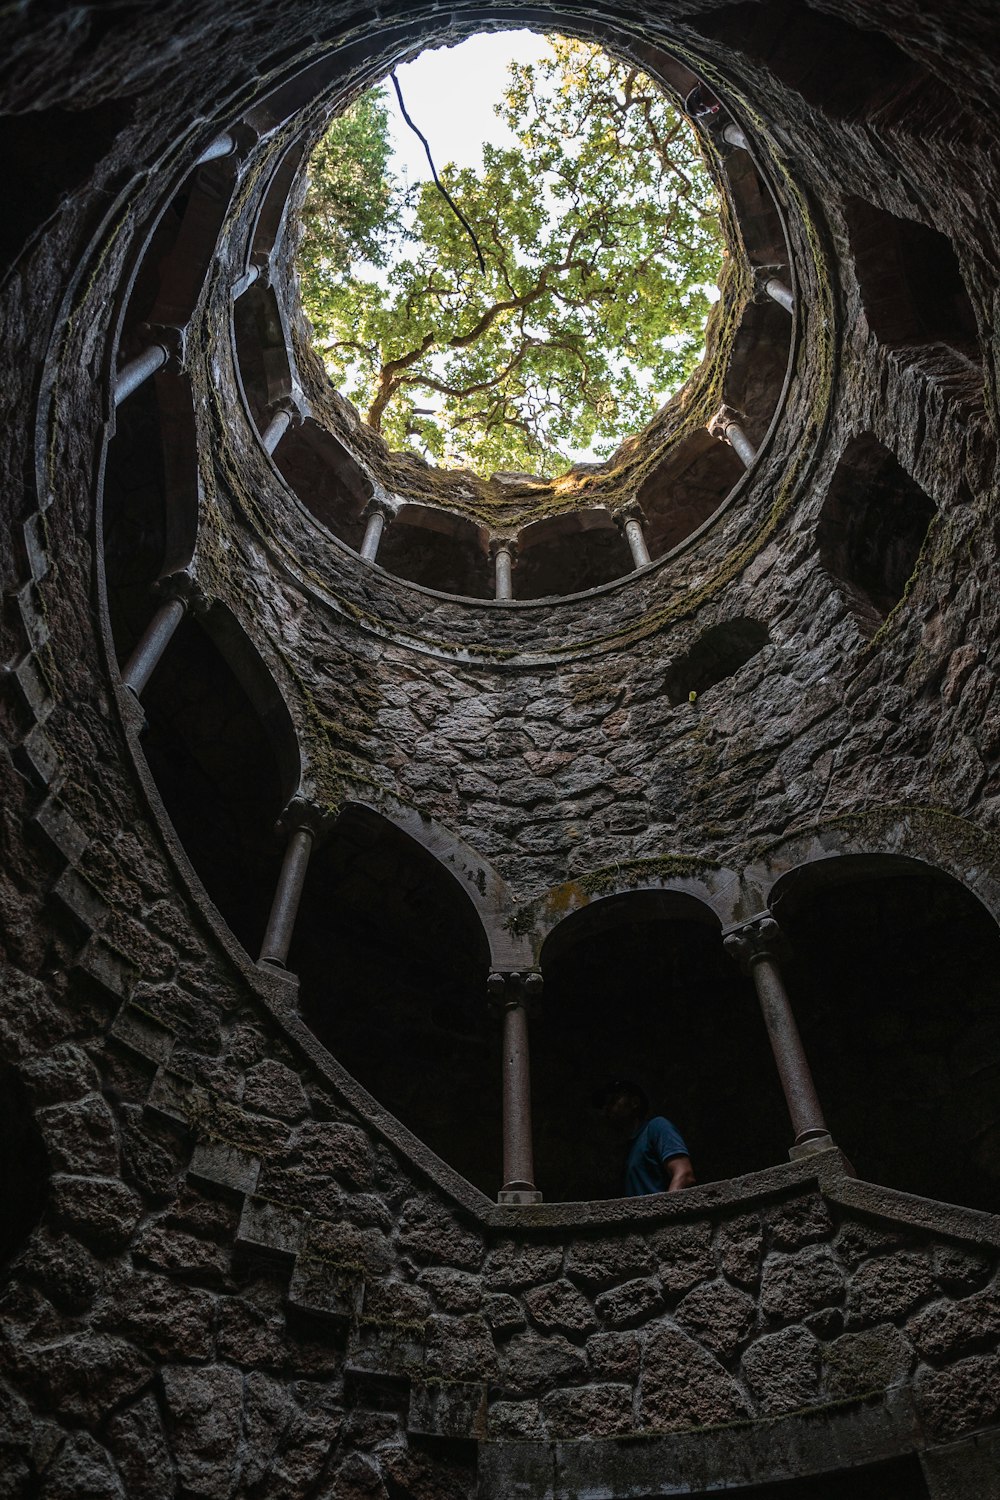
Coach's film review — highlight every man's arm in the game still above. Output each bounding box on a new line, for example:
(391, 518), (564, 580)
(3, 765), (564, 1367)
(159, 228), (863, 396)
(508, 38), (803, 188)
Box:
(664, 1154), (696, 1191)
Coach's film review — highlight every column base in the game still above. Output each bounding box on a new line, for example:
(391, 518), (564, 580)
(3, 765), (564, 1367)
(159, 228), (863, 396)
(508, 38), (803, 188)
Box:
(256, 961), (300, 996)
(497, 1187), (543, 1205)
(788, 1133), (835, 1160)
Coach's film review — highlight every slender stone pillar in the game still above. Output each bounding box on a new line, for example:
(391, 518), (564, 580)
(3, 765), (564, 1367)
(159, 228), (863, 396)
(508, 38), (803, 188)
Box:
(491, 540), (518, 601)
(259, 818), (315, 969)
(616, 504), (652, 569)
(723, 915), (833, 1157)
(114, 344), (169, 408)
(722, 122), (749, 150)
(488, 971), (543, 1203)
(261, 407), (292, 456)
(232, 265), (261, 299)
(195, 132), (236, 166)
(120, 572), (206, 697)
(763, 276), (794, 314)
(714, 410), (758, 468)
(359, 497), (397, 564)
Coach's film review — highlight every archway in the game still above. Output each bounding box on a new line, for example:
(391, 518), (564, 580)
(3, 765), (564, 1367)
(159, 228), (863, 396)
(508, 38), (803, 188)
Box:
(536, 890), (788, 1201)
(770, 854), (1000, 1212)
(139, 607), (298, 958)
(289, 806), (496, 1193)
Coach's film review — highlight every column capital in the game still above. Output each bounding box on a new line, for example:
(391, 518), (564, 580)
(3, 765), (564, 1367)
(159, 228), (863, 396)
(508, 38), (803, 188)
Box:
(154, 569), (209, 615)
(722, 913), (786, 972)
(135, 321), (186, 365)
(751, 265), (786, 301)
(709, 405), (743, 440)
(361, 492), (399, 526)
(488, 537), (519, 563)
(613, 501), (648, 531)
(275, 796), (331, 844)
(487, 969), (542, 1018)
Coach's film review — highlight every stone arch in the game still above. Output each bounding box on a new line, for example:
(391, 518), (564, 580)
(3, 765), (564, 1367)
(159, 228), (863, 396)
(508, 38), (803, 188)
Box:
(138, 601), (301, 958)
(515, 509), (633, 598)
(313, 793), (520, 965)
(817, 435), (937, 638)
(843, 197), (981, 360)
(764, 849), (1000, 1212)
(375, 504), (492, 597)
(664, 616), (770, 705)
(535, 888), (789, 1198)
(103, 367), (200, 666)
(637, 429), (746, 559)
(289, 801), (502, 1196)
(271, 417), (373, 550)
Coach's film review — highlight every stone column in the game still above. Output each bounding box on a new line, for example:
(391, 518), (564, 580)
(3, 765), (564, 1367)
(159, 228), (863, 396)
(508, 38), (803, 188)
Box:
(232, 265), (260, 299)
(723, 915), (834, 1157)
(359, 497), (397, 564)
(120, 571), (206, 697)
(261, 406), (292, 456)
(259, 804), (318, 969)
(714, 409), (758, 468)
(615, 503), (652, 569)
(761, 273), (791, 313)
(114, 343), (169, 407)
(722, 122), (748, 150)
(490, 540), (518, 601)
(488, 970), (543, 1203)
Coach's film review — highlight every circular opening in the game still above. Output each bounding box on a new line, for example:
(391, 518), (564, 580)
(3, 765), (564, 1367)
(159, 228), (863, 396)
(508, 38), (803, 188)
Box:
(297, 31), (725, 480)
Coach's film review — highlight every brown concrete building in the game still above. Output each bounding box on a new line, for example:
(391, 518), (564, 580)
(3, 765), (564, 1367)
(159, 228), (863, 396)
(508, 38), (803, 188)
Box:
(3, 1), (1000, 1495)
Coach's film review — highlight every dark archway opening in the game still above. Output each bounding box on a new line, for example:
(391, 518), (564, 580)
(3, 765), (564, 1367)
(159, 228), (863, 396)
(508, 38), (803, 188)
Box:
(515, 516), (634, 598)
(536, 893), (788, 1201)
(774, 857), (1000, 1213)
(665, 617), (770, 705)
(273, 420), (371, 550)
(844, 198), (980, 358)
(817, 436), (936, 637)
(376, 514), (492, 598)
(291, 809), (497, 1194)
(0, 1067), (48, 1276)
(139, 611), (291, 957)
(638, 433), (745, 559)
(103, 377), (169, 664)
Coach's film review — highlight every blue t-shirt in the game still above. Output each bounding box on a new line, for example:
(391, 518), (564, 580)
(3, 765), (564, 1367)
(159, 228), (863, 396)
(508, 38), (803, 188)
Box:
(625, 1116), (690, 1196)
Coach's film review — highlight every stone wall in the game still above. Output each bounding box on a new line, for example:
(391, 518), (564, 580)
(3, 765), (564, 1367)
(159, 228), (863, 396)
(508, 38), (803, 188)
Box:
(3, 0), (1000, 1495)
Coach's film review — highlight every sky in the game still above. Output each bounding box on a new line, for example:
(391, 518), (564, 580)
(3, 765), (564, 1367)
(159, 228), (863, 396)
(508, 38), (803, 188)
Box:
(311, 31), (721, 467)
(383, 30), (555, 185)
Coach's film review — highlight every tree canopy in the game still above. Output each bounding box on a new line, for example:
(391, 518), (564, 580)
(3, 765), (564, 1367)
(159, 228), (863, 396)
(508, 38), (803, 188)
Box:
(298, 37), (725, 478)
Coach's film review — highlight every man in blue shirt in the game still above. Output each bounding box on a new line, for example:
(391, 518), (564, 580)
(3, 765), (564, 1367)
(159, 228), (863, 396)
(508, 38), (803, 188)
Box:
(596, 1080), (696, 1196)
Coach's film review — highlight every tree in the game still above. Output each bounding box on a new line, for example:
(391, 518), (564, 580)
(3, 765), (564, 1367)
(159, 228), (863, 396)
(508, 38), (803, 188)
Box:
(298, 37), (724, 478)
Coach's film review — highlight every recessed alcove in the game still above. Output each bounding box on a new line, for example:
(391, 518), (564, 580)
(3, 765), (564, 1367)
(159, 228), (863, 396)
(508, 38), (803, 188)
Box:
(691, 0), (931, 123)
(515, 510), (634, 598)
(774, 856), (1000, 1214)
(843, 198), (980, 359)
(817, 436), (936, 637)
(724, 298), (792, 445)
(289, 808), (498, 1194)
(638, 431), (746, 559)
(272, 419), (371, 549)
(534, 892), (788, 1201)
(376, 506), (493, 597)
(103, 378), (169, 662)
(664, 617), (770, 704)
(139, 609), (293, 957)
(233, 281), (293, 426)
